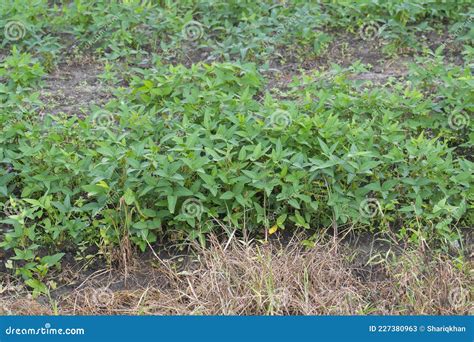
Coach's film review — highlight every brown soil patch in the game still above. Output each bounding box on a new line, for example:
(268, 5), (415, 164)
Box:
(39, 60), (113, 117)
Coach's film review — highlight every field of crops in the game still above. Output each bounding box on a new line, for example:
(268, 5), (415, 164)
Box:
(0, 0), (472, 315)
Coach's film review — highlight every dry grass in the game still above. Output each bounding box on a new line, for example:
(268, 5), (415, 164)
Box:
(162, 236), (371, 315)
(378, 251), (473, 314)
(0, 236), (472, 315)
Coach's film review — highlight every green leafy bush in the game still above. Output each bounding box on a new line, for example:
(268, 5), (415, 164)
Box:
(1, 62), (471, 271)
(0, 0), (472, 293)
(2, 0), (472, 64)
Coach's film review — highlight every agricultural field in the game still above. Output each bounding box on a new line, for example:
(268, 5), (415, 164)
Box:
(0, 0), (472, 315)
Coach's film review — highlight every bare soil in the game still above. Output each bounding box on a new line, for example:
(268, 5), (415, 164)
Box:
(39, 60), (113, 118)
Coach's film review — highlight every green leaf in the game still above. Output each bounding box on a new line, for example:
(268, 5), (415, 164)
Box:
(133, 221), (149, 229)
(276, 214), (287, 227)
(294, 211), (309, 229)
(220, 191), (234, 200)
(41, 253), (65, 267)
(167, 195), (178, 213)
(124, 188), (136, 205)
(25, 279), (48, 295)
(288, 198), (300, 209)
